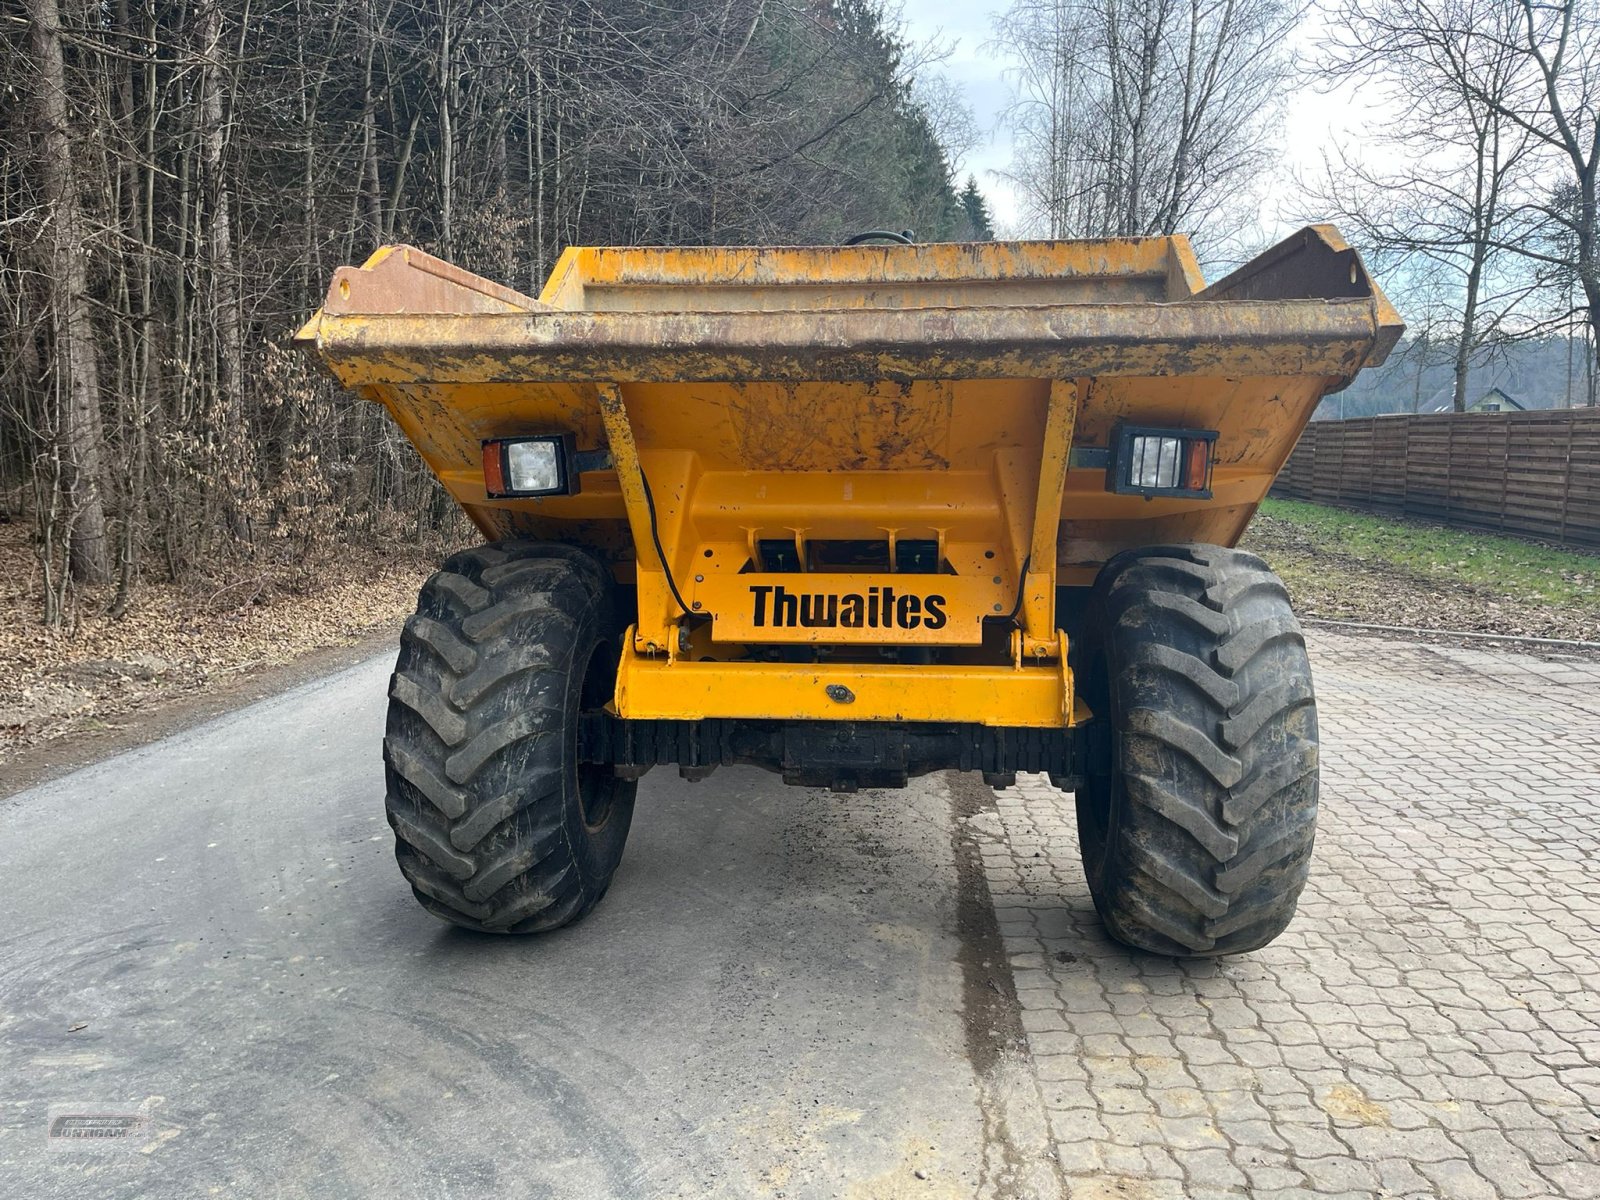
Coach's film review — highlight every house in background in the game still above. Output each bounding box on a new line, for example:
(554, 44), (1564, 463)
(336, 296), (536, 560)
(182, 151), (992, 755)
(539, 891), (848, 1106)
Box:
(1419, 386), (1528, 414)
(1467, 387), (1525, 413)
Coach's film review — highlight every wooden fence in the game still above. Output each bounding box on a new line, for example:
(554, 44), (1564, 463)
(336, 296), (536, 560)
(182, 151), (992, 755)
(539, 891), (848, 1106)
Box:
(1271, 408), (1600, 550)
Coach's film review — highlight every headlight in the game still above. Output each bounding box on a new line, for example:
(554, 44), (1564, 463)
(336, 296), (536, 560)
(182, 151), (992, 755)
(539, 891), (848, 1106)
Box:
(482, 434), (579, 497)
(1106, 423), (1218, 499)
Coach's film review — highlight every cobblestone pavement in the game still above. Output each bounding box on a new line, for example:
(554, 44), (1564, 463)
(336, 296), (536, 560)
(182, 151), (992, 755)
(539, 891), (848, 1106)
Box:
(980, 631), (1600, 1200)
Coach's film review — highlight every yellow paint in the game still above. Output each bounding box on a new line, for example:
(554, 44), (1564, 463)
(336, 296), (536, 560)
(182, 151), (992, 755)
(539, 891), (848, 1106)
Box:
(594, 382), (678, 650)
(1022, 379), (1079, 655)
(296, 229), (1401, 726)
(615, 641), (1073, 726)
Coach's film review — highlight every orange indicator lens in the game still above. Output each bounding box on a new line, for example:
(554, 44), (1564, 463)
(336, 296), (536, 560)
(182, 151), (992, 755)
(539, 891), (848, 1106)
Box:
(482, 441), (507, 496)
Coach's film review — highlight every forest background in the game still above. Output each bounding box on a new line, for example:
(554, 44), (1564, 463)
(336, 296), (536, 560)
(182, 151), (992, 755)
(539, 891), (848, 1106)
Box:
(2, 0), (1596, 639)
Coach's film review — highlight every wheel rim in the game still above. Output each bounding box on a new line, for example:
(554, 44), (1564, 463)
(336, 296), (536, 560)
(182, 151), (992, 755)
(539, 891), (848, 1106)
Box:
(576, 639), (619, 831)
(1078, 643), (1117, 866)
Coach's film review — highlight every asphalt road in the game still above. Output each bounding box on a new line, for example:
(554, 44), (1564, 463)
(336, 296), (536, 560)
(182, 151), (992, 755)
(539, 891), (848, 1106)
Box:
(1, 656), (1053, 1199)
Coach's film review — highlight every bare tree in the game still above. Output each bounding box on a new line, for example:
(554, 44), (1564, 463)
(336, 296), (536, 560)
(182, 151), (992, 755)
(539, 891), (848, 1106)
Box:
(913, 73), (982, 174)
(196, 0), (253, 535)
(27, 0), (111, 583)
(1313, 0), (1541, 411)
(1314, 0), (1599, 407)
(993, 0), (1298, 240)
(1492, 0), (1600, 405)
(0, 0), (977, 624)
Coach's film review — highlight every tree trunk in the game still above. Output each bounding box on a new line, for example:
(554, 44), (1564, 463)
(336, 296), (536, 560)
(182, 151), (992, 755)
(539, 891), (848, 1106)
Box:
(1452, 235), (1480, 414)
(361, 0), (384, 244)
(30, 0), (111, 584)
(438, 0), (456, 258)
(197, 0), (249, 538)
(1583, 201), (1599, 407)
(1577, 186), (1598, 406)
(1450, 344), (1471, 413)
(1588, 304), (1599, 407)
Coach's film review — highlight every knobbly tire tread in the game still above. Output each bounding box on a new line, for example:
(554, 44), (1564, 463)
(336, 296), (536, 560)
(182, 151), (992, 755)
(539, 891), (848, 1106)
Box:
(383, 540), (634, 933)
(1076, 543), (1317, 956)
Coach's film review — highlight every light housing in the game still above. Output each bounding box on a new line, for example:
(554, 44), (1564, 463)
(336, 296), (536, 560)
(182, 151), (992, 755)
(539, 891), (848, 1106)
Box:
(1106, 423), (1218, 499)
(482, 434), (580, 498)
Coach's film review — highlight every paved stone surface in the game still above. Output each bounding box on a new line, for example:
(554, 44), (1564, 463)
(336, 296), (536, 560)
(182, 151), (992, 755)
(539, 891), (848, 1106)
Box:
(984, 631), (1600, 1199)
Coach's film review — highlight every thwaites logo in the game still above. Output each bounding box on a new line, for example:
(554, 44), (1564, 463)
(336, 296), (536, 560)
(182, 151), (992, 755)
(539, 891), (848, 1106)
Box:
(749, 584), (948, 630)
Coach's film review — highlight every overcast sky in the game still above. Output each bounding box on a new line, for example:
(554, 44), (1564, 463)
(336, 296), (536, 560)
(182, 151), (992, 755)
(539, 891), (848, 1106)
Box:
(895, 0), (1385, 251)
(896, 2), (1023, 226)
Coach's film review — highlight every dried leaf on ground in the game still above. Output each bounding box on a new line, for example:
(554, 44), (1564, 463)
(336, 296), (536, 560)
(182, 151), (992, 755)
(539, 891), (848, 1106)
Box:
(0, 523), (452, 762)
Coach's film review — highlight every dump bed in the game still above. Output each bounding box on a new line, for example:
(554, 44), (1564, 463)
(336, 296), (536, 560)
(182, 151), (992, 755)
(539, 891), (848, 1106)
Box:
(297, 226), (1399, 724)
(298, 226), (1398, 571)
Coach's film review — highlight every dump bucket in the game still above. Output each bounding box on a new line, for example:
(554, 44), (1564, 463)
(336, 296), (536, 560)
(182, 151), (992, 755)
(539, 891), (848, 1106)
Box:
(296, 225), (1400, 729)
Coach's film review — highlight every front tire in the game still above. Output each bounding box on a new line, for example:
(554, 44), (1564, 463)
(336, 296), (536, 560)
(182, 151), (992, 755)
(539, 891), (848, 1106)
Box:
(1075, 544), (1318, 956)
(383, 541), (635, 933)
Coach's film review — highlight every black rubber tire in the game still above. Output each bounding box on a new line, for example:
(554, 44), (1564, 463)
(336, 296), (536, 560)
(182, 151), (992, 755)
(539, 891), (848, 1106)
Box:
(382, 540), (635, 933)
(1075, 543), (1317, 956)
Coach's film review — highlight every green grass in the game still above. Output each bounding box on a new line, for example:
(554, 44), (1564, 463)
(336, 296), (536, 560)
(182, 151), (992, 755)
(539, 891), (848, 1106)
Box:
(1253, 498), (1600, 613)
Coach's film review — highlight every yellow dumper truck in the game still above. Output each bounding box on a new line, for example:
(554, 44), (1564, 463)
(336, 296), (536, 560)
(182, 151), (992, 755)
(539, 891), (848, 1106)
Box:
(297, 227), (1401, 955)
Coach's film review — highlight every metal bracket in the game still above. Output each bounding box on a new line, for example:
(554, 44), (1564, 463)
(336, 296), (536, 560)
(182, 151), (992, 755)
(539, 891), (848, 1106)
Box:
(595, 384), (678, 653)
(1067, 446), (1109, 470)
(1020, 380), (1080, 659)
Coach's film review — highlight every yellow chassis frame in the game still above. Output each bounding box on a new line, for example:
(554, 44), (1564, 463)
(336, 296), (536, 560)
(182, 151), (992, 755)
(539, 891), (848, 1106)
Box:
(615, 639), (1086, 727)
(598, 381), (1082, 728)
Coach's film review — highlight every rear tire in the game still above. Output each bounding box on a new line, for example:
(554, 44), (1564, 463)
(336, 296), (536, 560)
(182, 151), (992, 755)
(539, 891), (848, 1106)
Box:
(1075, 544), (1317, 956)
(382, 541), (635, 933)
